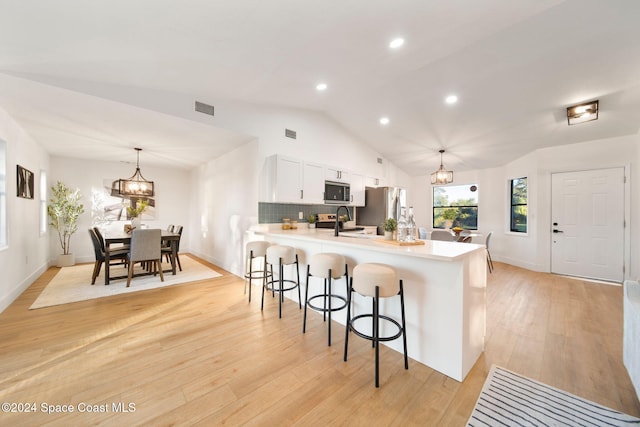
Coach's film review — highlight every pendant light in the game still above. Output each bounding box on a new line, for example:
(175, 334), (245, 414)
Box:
(113, 148), (155, 197)
(430, 149), (453, 185)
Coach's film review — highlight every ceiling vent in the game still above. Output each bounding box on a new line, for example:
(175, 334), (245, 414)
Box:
(285, 129), (297, 139)
(195, 101), (215, 116)
(377, 157), (383, 164)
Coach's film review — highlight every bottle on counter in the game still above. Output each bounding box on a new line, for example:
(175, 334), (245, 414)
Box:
(406, 206), (416, 242)
(397, 207), (408, 242)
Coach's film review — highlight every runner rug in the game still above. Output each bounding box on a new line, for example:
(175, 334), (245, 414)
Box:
(467, 365), (640, 426)
(30, 255), (222, 309)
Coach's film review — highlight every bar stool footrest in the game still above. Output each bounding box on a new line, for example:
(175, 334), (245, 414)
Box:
(349, 314), (403, 342)
(307, 294), (348, 313)
(265, 279), (299, 293)
(244, 271), (272, 280)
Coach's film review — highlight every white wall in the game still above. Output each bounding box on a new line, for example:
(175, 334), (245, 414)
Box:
(49, 156), (191, 264)
(188, 140), (259, 277)
(0, 106), (50, 312)
(410, 134), (640, 277)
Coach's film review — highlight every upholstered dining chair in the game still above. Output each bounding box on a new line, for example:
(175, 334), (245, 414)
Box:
(485, 231), (494, 273)
(430, 229), (454, 241)
(127, 229), (164, 287)
(162, 225), (183, 271)
(88, 228), (128, 285)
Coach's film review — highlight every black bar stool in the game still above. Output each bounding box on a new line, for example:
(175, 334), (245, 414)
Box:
(263, 245), (301, 318)
(343, 263), (408, 387)
(302, 252), (349, 346)
(244, 240), (272, 302)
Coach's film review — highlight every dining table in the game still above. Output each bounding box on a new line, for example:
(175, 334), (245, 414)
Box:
(103, 229), (181, 285)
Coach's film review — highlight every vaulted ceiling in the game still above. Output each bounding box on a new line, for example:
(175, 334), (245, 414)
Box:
(1, 0), (639, 175)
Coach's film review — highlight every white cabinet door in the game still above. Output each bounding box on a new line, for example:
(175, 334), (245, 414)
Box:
(275, 156), (303, 203)
(303, 162), (325, 204)
(366, 176), (385, 188)
(326, 167), (349, 183)
(350, 172), (366, 206)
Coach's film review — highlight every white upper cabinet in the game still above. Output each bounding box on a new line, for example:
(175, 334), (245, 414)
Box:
(263, 154), (385, 205)
(366, 176), (385, 188)
(350, 172), (366, 206)
(326, 167), (350, 183)
(273, 155), (303, 203)
(302, 162), (325, 204)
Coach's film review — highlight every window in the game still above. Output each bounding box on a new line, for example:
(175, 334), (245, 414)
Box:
(0, 139), (6, 247)
(510, 177), (527, 233)
(40, 170), (47, 235)
(433, 184), (478, 230)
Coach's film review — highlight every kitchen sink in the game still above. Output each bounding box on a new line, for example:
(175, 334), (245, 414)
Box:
(338, 230), (379, 239)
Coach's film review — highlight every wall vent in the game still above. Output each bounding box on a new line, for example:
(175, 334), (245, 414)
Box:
(285, 129), (297, 139)
(377, 157), (383, 164)
(195, 101), (215, 116)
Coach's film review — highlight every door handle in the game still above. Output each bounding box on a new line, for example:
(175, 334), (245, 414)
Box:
(553, 229), (564, 233)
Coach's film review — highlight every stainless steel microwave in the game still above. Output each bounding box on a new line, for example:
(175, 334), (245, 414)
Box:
(324, 180), (350, 204)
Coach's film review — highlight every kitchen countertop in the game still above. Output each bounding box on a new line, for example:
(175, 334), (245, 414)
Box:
(251, 225), (485, 262)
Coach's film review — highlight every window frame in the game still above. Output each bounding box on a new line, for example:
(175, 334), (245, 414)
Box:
(0, 139), (6, 249)
(40, 170), (47, 236)
(432, 184), (479, 230)
(509, 177), (528, 233)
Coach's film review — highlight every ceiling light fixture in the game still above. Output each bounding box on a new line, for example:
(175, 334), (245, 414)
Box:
(445, 94), (458, 105)
(430, 149), (453, 185)
(113, 148), (155, 197)
(389, 38), (404, 49)
(567, 100), (598, 125)
(379, 117), (390, 125)
(316, 83), (328, 91)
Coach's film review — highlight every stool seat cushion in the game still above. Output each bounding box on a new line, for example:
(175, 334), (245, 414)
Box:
(309, 253), (346, 278)
(352, 263), (398, 298)
(246, 240), (271, 258)
(266, 245), (296, 265)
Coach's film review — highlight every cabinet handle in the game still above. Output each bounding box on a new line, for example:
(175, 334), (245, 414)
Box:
(300, 190), (303, 199)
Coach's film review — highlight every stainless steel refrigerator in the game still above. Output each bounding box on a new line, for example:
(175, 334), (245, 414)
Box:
(356, 186), (406, 235)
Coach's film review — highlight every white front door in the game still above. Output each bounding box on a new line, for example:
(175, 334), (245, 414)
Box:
(551, 168), (624, 282)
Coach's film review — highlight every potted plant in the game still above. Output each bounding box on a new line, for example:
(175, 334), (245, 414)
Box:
(307, 214), (317, 229)
(383, 217), (397, 240)
(126, 199), (149, 229)
(47, 181), (85, 267)
(442, 208), (457, 230)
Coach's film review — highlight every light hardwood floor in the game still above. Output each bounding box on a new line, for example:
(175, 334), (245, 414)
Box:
(0, 255), (638, 426)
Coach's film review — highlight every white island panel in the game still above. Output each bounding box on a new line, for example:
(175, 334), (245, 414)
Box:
(250, 227), (486, 382)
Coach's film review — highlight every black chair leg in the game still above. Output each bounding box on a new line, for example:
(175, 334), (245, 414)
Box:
(400, 280), (408, 369)
(374, 286), (380, 388)
(278, 259), (284, 319)
(303, 265), (310, 333)
(343, 277), (353, 362)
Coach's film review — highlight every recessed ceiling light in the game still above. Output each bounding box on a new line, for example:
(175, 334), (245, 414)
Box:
(316, 83), (328, 91)
(379, 117), (390, 125)
(389, 38), (404, 49)
(445, 94), (458, 104)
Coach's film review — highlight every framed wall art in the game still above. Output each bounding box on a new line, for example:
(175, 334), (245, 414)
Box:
(17, 165), (34, 199)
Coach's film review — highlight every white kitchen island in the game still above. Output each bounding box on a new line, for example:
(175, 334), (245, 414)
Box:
(248, 226), (487, 382)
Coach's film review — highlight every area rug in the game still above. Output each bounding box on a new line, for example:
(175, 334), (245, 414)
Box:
(30, 256), (222, 310)
(467, 365), (640, 426)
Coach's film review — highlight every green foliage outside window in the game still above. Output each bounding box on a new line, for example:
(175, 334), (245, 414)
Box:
(510, 177), (527, 233)
(433, 185), (478, 229)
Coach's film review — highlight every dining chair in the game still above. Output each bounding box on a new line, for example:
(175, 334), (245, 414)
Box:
(127, 229), (164, 287)
(88, 229), (128, 285)
(457, 230), (472, 243)
(418, 227), (427, 239)
(162, 225), (183, 271)
(486, 231), (494, 273)
(430, 229), (454, 241)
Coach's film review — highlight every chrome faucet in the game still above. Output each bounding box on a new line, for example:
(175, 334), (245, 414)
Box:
(334, 205), (352, 236)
